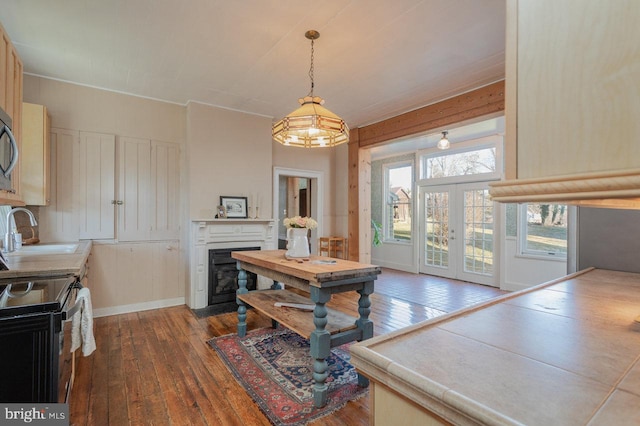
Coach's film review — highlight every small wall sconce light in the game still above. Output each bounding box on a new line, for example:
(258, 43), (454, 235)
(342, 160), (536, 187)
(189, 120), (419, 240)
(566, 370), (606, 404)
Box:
(437, 131), (450, 150)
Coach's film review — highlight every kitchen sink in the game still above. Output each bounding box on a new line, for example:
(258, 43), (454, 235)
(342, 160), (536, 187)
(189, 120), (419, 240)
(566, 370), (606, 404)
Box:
(9, 243), (80, 255)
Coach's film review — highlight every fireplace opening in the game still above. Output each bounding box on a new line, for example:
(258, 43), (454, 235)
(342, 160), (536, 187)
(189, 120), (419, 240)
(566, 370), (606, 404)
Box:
(207, 246), (259, 314)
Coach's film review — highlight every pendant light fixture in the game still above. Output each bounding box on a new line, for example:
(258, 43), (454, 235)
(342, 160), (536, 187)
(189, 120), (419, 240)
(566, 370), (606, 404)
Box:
(437, 131), (450, 150)
(272, 30), (349, 148)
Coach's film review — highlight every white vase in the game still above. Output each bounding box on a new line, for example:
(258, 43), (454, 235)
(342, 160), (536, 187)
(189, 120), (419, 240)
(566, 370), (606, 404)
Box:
(286, 227), (310, 258)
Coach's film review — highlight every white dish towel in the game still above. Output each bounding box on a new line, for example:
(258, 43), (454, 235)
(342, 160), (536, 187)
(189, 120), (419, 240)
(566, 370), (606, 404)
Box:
(71, 287), (97, 356)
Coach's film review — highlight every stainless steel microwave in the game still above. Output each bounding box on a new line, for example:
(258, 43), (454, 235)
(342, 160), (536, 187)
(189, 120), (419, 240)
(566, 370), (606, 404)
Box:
(0, 107), (18, 192)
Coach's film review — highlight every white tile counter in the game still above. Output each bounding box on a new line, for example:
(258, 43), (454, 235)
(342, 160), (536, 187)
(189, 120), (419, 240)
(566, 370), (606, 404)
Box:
(351, 268), (640, 425)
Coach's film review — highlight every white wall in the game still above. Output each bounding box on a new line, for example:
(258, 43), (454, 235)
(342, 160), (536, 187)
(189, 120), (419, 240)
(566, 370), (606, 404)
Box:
(23, 76), (185, 141)
(372, 242), (415, 272)
(186, 102), (273, 219)
(500, 237), (567, 291)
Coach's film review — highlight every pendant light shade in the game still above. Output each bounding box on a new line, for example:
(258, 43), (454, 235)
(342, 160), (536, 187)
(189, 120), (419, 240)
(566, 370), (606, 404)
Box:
(272, 30), (349, 148)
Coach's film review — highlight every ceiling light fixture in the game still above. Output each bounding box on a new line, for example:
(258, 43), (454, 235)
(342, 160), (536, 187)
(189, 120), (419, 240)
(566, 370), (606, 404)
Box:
(437, 131), (450, 150)
(272, 30), (349, 148)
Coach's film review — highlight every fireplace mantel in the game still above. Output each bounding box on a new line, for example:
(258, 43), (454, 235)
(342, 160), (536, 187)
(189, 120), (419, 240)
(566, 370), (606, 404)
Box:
(188, 219), (276, 309)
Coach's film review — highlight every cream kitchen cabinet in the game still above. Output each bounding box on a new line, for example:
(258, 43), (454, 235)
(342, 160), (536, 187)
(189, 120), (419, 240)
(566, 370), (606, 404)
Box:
(43, 130), (179, 242)
(39, 129), (79, 242)
(118, 137), (180, 241)
(489, 0), (640, 207)
(21, 103), (51, 205)
(78, 131), (116, 239)
(0, 21), (23, 205)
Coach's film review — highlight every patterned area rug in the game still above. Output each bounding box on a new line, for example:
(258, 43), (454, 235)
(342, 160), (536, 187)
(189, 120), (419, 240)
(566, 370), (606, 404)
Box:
(208, 327), (368, 425)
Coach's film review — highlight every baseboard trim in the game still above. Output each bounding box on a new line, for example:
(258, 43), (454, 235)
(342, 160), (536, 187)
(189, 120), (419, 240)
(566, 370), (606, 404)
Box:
(93, 297), (186, 318)
(501, 281), (535, 292)
(371, 259), (416, 273)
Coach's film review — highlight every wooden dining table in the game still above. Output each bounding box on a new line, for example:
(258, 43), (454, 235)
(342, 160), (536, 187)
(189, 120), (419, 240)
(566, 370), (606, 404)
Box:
(231, 249), (381, 408)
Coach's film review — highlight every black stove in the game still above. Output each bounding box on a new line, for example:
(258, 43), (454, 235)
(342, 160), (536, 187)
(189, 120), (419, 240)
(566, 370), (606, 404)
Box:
(0, 274), (80, 403)
(0, 275), (75, 318)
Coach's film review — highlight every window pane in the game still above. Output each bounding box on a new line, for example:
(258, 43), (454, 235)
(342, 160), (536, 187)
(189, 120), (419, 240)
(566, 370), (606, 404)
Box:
(463, 189), (493, 275)
(424, 191), (449, 267)
(524, 204), (568, 256)
(422, 147), (496, 179)
(385, 165), (412, 241)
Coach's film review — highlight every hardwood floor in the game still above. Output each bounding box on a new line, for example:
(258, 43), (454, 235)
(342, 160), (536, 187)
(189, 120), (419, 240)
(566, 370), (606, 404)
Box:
(69, 269), (505, 425)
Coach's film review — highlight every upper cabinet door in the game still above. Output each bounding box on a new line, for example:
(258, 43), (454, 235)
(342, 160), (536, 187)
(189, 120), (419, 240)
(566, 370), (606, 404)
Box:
(78, 131), (116, 239)
(118, 138), (180, 241)
(118, 137), (151, 242)
(490, 0), (640, 206)
(150, 140), (180, 240)
(38, 128), (78, 243)
(21, 103), (51, 205)
(0, 21), (24, 204)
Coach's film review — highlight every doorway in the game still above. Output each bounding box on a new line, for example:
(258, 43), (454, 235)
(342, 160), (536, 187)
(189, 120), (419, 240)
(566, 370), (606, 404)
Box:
(272, 167), (324, 254)
(419, 182), (496, 286)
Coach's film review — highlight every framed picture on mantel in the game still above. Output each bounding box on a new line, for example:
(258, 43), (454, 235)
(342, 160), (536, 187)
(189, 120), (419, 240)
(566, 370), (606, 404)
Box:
(220, 196), (248, 218)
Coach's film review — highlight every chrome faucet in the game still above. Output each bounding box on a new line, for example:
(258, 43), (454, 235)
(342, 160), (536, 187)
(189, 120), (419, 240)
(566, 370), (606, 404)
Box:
(3, 207), (37, 252)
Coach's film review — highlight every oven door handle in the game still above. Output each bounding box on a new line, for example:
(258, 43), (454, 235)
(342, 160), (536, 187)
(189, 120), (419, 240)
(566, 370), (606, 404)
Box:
(62, 280), (84, 321)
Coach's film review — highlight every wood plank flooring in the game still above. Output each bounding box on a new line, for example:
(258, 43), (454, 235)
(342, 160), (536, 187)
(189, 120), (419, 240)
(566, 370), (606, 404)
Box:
(69, 269), (505, 425)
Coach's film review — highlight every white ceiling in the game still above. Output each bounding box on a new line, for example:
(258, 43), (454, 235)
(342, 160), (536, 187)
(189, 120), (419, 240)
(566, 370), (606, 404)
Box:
(0, 0), (505, 129)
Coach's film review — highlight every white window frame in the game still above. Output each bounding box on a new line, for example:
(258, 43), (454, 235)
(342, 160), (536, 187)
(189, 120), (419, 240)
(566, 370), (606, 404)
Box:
(382, 160), (414, 244)
(517, 203), (568, 261)
(417, 135), (503, 186)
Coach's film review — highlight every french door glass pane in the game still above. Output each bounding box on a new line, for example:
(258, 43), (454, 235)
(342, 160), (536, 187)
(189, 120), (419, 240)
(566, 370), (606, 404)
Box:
(463, 189), (493, 275)
(424, 191), (449, 267)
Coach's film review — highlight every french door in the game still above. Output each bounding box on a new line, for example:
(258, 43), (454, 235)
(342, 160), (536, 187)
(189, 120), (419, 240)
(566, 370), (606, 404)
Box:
(419, 182), (496, 286)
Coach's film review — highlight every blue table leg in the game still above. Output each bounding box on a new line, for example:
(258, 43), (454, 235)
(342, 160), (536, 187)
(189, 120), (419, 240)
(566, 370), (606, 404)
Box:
(236, 263), (248, 337)
(310, 286), (331, 408)
(356, 280), (375, 387)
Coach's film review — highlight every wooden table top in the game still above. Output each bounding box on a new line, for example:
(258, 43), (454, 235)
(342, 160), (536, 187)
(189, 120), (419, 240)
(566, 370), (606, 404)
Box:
(231, 249), (381, 284)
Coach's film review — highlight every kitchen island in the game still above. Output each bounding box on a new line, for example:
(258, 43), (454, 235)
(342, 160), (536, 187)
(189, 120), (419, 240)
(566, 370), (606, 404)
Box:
(1, 241), (92, 278)
(232, 249), (381, 408)
(351, 268), (640, 425)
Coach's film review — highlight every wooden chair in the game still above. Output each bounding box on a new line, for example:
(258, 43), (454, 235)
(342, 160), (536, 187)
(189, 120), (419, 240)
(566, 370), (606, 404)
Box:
(318, 237), (348, 259)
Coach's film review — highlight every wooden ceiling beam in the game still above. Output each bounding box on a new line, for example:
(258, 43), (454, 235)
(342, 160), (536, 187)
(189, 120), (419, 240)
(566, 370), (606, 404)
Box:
(357, 81), (505, 148)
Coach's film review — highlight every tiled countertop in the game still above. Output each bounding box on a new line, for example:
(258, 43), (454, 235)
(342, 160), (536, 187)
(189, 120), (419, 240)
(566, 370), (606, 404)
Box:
(0, 241), (92, 279)
(351, 268), (640, 425)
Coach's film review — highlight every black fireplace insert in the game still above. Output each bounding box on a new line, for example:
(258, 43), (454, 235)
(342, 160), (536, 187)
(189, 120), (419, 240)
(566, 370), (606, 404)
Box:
(207, 246), (259, 314)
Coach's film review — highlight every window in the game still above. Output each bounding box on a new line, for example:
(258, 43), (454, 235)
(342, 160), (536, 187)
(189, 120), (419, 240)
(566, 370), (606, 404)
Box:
(519, 203), (568, 258)
(384, 162), (413, 242)
(418, 135), (502, 184)
(422, 146), (496, 179)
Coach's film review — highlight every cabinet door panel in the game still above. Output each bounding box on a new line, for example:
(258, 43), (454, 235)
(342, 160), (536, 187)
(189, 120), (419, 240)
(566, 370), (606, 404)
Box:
(151, 141), (180, 240)
(0, 34), (7, 110)
(517, 0), (640, 178)
(118, 137), (151, 241)
(78, 132), (116, 239)
(39, 129), (78, 242)
(22, 103), (50, 205)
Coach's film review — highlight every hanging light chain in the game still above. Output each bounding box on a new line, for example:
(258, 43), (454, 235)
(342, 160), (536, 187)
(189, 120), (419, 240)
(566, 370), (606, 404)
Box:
(308, 37), (315, 97)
